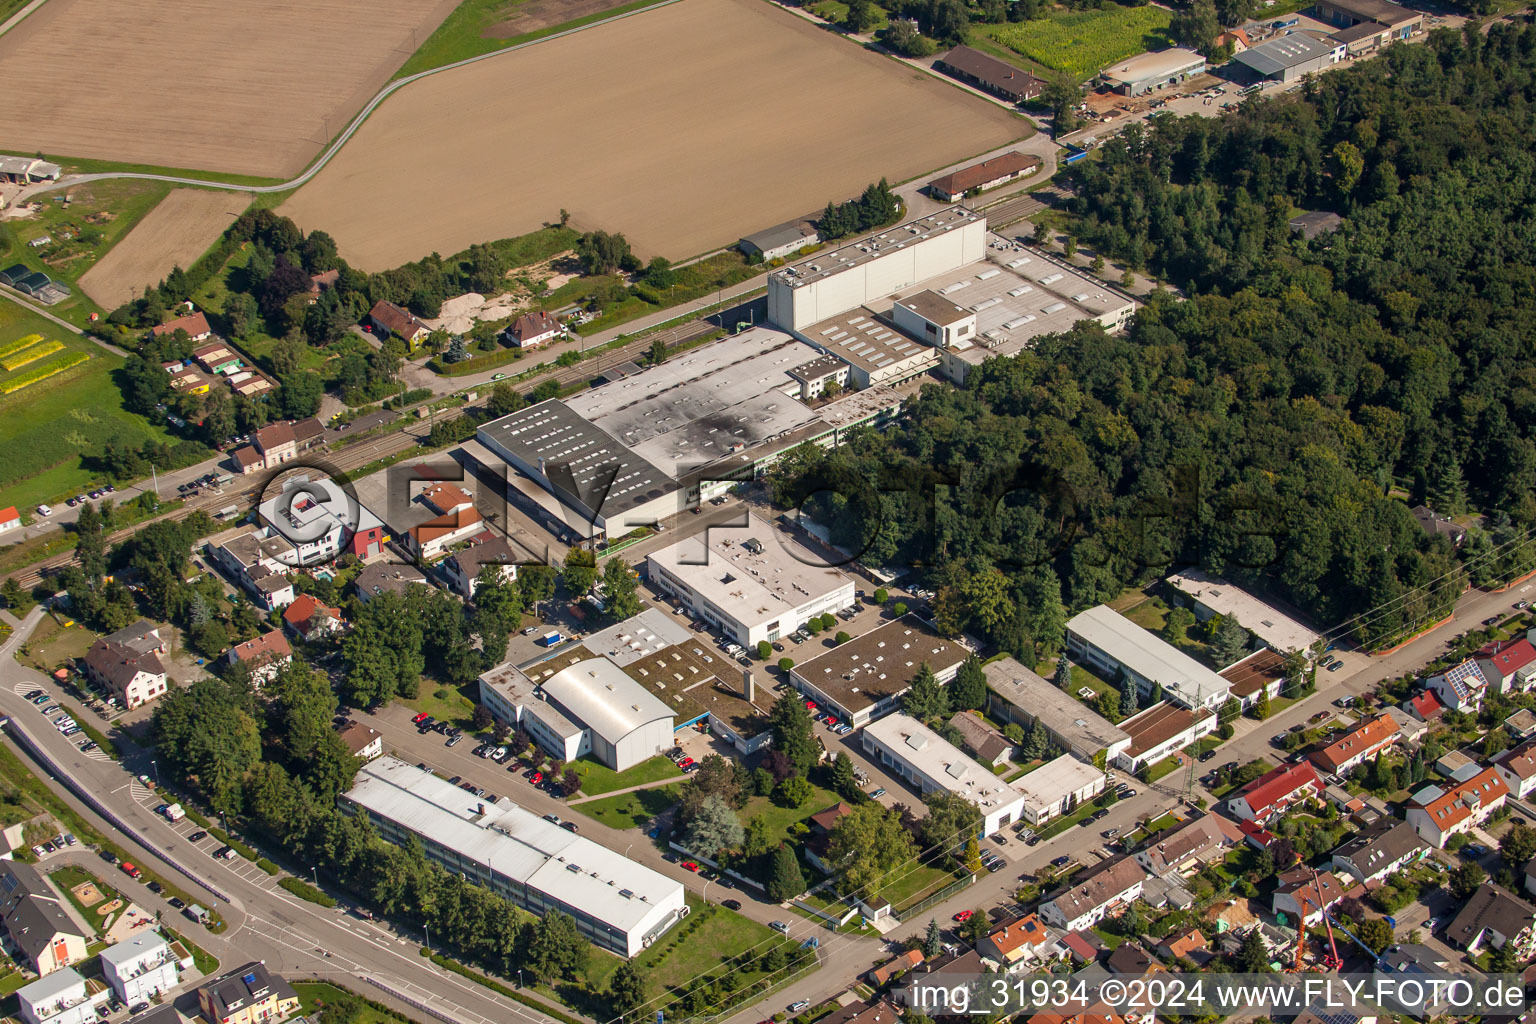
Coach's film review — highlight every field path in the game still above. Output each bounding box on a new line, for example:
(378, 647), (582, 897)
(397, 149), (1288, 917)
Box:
(22, 0), (688, 200)
(0, 0), (49, 38)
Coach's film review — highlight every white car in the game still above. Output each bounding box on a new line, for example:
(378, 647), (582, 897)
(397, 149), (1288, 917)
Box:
(35, 504), (51, 517)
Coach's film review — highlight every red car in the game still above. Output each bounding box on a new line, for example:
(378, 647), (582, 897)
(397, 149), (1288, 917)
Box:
(530, 772), (544, 784)
(121, 862), (142, 880)
(677, 757), (695, 769)
(804, 700), (817, 711)
(412, 712), (429, 724)
(952, 910), (973, 923)
(682, 861), (700, 872)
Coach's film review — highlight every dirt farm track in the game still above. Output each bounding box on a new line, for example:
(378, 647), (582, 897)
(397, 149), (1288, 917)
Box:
(78, 189), (251, 309)
(0, 0), (460, 178)
(280, 0), (1026, 269)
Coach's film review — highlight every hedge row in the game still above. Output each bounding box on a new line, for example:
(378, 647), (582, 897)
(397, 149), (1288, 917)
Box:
(279, 876), (336, 906)
(422, 951), (585, 1024)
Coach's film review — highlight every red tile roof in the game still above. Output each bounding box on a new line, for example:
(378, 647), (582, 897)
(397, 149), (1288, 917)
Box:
(0, 506), (18, 526)
(282, 594), (341, 635)
(1236, 762), (1321, 818)
(511, 311), (561, 341)
(1310, 714), (1398, 773)
(254, 421), (296, 451)
(1409, 691), (1445, 719)
(1411, 766), (1509, 834)
(410, 507), (482, 546)
(1483, 638), (1536, 678)
(153, 311), (210, 337)
(368, 300), (428, 339)
(929, 152), (1042, 197)
(227, 629), (292, 666)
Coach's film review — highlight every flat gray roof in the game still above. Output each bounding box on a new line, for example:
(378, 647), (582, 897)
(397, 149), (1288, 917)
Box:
(863, 713), (1023, 813)
(563, 328), (824, 479)
(343, 757), (682, 933)
(1164, 569), (1321, 653)
(802, 307), (937, 375)
(579, 607), (693, 667)
(99, 931), (169, 969)
(896, 289), (972, 327)
(647, 512), (853, 628)
(984, 656), (1129, 757)
(478, 400), (677, 518)
(771, 206), (983, 288)
(1235, 32), (1337, 75)
(1100, 47), (1205, 84)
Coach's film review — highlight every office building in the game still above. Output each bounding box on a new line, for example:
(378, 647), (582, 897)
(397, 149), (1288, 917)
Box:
(341, 758), (687, 955)
(1066, 605), (1231, 711)
(791, 615), (966, 727)
(860, 713), (1024, 836)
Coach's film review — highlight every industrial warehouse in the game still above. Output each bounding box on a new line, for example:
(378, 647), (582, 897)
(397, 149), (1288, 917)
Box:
(340, 758), (687, 956)
(767, 207), (1138, 387)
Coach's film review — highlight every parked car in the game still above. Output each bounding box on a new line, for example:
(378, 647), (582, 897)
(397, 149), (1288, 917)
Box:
(869, 788), (885, 798)
(561, 821), (578, 833)
(120, 862), (142, 879)
(147, 881), (163, 894)
(722, 898), (742, 911)
(168, 897), (185, 909)
(682, 862), (700, 872)
(1327, 661), (1344, 672)
(188, 830), (208, 842)
(770, 921), (790, 934)
(214, 846), (237, 860)
(1198, 749), (1216, 762)
(952, 910), (973, 922)
(446, 734), (463, 747)
(788, 1002), (810, 1015)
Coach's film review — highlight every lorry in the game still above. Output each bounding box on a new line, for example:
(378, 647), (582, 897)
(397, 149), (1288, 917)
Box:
(537, 631), (564, 647)
(159, 803), (186, 822)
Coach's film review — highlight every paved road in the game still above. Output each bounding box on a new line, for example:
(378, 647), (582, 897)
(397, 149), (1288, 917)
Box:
(0, 607), (583, 1024)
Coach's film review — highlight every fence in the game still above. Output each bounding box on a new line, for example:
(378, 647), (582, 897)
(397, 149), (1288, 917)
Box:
(890, 872), (975, 922)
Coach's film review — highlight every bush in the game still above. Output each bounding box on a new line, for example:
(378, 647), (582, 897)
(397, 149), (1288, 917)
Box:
(778, 657), (795, 672)
(278, 876), (336, 906)
(873, 588), (889, 604)
(892, 601), (908, 615)
(834, 631), (851, 645)
(257, 858), (280, 876)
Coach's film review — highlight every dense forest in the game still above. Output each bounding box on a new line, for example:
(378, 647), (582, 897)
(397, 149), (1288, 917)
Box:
(770, 22), (1536, 658)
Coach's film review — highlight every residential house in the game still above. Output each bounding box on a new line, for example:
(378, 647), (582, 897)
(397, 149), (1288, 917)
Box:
(947, 711), (1012, 766)
(281, 593), (343, 640)
(439, 536), (519, 598)
(153, 312), (212, 342)
(1226, 762), (1323, 824)
(1445, 882), (1536, 959)
(290, 417), (327, 453)
(16, 969), (111, 1024)
(1272, 868), (1350, 927)
(168, 366), (213, 394)
(100, 931), (181, 1004)
(229, 421), (301, 476)
(206, 527), (295, 610)
(82, 624), (169, 710)
(1039, 857), (1147, 932)
(1478, 638), (1536, 695)
(307, 270), (339, 295)
(1384, 706), (1429, 746)
(366, 301), (429, 348)
(1309, 714), (1399, 778)
(1105, 942), (1161, 975)
(804, 802), (855, 875)
(1508, 708), (1536, 742)
(978, 913), (1060, 971)
(504, 311), (563, 349)
(404, 483), (484, 561)
(1405, 690), (1445, 723)
(1495, 738), (1536, 799)
(819, 1000), (901, 1024)
(337, 721), (383, 761)
(196, 962), (301, 1024)
(1411, 505), (1466, 547)
(1424, 659), (1489, 713)
(1060, 930), (1102, 965)
(0, 505), (22, 534)
(1435, 749), (1481, 782)
(1219, 648), (1287, 711)
(352, 562), (430, 603)
(865, 951), (924, 987)
(1330, 820), (1426, 885)
(223, 630), (292, 685)
(0, 862), (89, 975)
(1155, 926), (1208, 963)
(1134, 814), (1240, 877)
(1405, 766), (1509, 848)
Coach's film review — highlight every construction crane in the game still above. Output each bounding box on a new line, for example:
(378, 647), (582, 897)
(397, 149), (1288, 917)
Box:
(1310, 869), (1344, 971)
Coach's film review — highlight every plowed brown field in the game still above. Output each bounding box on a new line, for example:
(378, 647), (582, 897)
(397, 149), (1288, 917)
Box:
(0, 0), (459, 177)
(78, 189), (250, 309)
(280, 0), (1025, 269)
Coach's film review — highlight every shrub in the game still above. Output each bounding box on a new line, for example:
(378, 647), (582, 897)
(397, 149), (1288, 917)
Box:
(278, 876), (335, 906)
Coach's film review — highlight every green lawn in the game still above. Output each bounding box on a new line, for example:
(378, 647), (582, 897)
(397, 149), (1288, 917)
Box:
(571, 783), (682, 829)
(400, 685), (478, 728)
(569, 755), (680, 796)
(587, 895), (790, 995)
(1143, 754), (1185, 782)
(294, 982), (411, 1024)
(18, 615), (100, 672)
(1123, 597), (1169, 632)
(47, 864), (113, 938)
(0, 296), (186, 511)
(978, 6), (1175, 81)
(737, 781), (840, 845)
(807, 0), (890, 30)
(882, 863), (957, 910)
(396, 0), (674, 77)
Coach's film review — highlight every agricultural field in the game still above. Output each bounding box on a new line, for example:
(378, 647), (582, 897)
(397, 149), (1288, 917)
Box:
(398, 0), (672, 77)
(980, 6), (1175, 80)
(0, 0), (462, 178)
(281, 0), (1024, 269)
(0, 297), (173, 510)
(78, 189), (251, 310)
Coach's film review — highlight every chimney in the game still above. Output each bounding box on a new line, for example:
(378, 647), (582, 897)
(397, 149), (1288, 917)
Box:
(742, 668), (755, 703)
